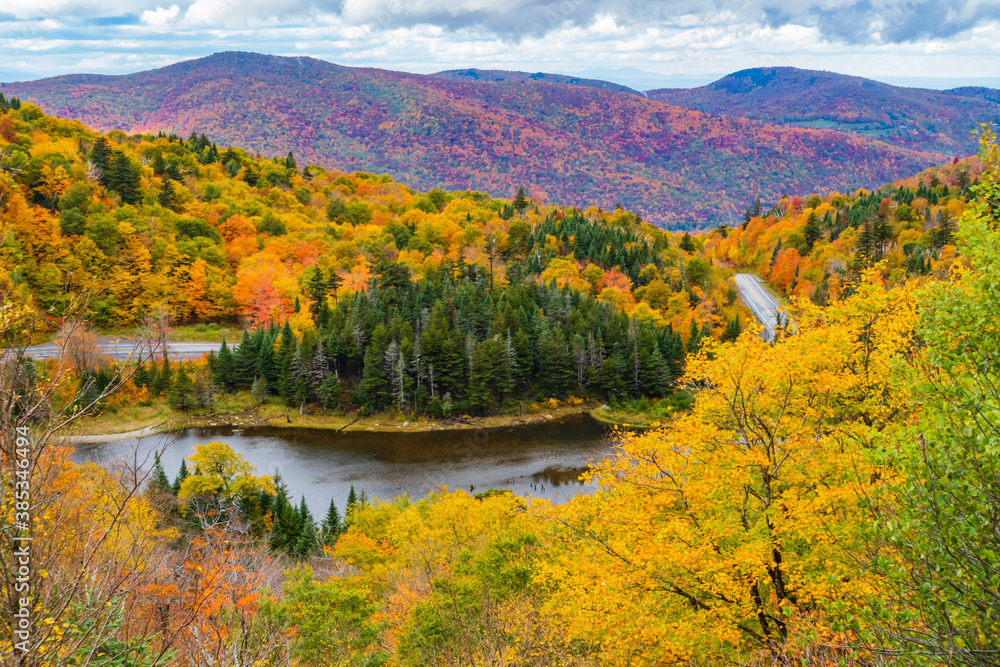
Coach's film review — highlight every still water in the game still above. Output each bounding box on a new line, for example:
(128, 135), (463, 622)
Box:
(72, 413), (620, 516)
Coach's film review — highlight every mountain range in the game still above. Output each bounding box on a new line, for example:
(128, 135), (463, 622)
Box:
(4, 53), (990, 227)
(648, 67), (1000, 157)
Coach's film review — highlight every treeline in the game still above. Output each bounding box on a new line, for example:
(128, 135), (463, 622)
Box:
(2, 104), (746, 345)
(136, 264), (697, 416)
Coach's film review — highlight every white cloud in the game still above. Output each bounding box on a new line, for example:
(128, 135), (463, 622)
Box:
(2, 1), (999, 86)
(141, 5), (181, 27)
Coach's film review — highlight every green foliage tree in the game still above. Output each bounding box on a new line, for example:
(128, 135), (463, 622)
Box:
(867, 132), (1000, 665)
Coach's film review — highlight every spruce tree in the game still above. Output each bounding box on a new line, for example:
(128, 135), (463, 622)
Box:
(234, 330), (257, 389)
(803, 211), (822, 252)
(321, 498), (342, 543)
(168, 363), (195, 411)
(268, 477), (299, 555)
(513, 187), (529, 213)
(277, 322), (295, 401)
(687, 317), (702, 354)
(172, 459), (189, 495)
(344, 485), (358, 529)
(258, 334), (277, 389)
(155, 354), (172, 397)
(216, 338), (234, 392)
(149, 453), (171, 494)
(292, 497), (319, 559)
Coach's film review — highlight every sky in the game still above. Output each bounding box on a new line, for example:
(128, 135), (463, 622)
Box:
(1, 0), (1000, 89)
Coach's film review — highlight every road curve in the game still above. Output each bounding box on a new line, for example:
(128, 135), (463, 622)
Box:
(18, 338), (223, 362)
(734, 274), (783, 342)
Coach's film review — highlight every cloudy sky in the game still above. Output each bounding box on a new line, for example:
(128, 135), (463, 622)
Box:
(2, 0), (999, 88)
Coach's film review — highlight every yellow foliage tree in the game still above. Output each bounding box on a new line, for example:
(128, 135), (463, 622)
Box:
(540, 273), (915, 663)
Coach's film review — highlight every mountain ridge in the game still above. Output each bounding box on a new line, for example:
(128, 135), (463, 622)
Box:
(647, 66), (1000, 156)
(1, 52), (949, 227)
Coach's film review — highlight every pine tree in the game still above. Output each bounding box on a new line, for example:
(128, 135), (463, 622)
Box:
(687, 317), (702, 354)
(277, 322), (295, 401)
(234, 330), (257, 389)
(359, 344), (389, 411)
(251, 376), (268, 405)
(803, 211), (822, 252)
(168, 363), (195, 411)
(149, 453), (171, 494)
(89, 137), (111, 179)
(172, 459), (189, 495)
(680, 233), (696, 253)
(216, 337), (234, 392)
(289, 341), (306, 409)
(133, 362), (148, 389)
(513, 187), (529, 213)
(309, 341), (328, 394)
(721, 314), (742, 342)
(934, 212), (956, 248)
(155, 354), (172, 397)
(268, 477), (300, 555)
(318, 371), (339, 409)
(384, 340), (406, 410)
(345, 485), (358, 528)
(292, 497), (319, 559)
(321, 498), (342, 543)
(258, 334), (278, 389)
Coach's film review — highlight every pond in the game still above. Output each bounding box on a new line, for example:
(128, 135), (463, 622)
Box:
(71, 413), (623, 517)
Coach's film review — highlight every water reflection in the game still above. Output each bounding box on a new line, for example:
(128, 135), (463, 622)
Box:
(72, 413), (619, 517)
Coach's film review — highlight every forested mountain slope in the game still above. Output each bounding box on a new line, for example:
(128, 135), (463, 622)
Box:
(0, 100), (752, 415)
(0, 52), (947, 227)
(648, 67), (1000, 157)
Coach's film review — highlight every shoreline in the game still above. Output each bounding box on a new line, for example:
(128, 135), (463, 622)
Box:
(63, 402), (655, 443)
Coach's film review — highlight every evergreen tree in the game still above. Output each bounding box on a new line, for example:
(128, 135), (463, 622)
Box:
(345, 485), (358, 528)
(277, 322), (295, 401)
(107, 151), (142, 205)
(172, 459), (189, 495)
(268, 477), (300, 555)
(168, 363), (195, 411)
(215, 338), (234, 392)
(513, 187), (529, 213)
(687, 317), (703, 354)
(258, 333), (278, 389)
(803, 211), (822, 252)
(318, 372), (339, 409)
(292, 497), (319, 559)
(154, 354), (172, 397)
(89, 137), (111, 178)
(359, 344), (389, 411)
(149, 453), (171, 494)
(321, 498), (342, 543)
(721, 314), (742, 343)
(234, 330), (257, 389)
(679, 233), (696, 253)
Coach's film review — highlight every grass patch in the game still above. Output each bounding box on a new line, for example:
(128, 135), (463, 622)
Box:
(592, 392), (694, 428)
(170, 324), (241, 343)
(98, 324), (242, 343)
(69, 402), (173, 436)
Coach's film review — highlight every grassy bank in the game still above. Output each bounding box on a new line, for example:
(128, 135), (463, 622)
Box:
(68, 392), (645, 438)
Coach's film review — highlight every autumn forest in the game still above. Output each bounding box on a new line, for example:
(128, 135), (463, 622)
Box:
(1, 83), (999, 667)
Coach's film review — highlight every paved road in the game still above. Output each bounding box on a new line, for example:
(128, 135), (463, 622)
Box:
(734, 274), (783, 342)
(19, 339), (223, 361)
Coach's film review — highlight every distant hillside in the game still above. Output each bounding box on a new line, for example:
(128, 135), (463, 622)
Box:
(647, 67), (1000, 157)
(433, 68), (644, 96)
(1, 53), (947, 227)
